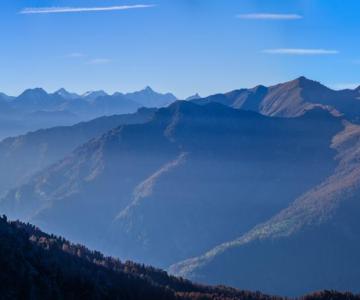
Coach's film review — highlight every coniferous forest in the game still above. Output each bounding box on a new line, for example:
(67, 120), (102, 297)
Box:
(0, 215), (359, 300)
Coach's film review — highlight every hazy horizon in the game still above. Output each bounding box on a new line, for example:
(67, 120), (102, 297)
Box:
(1, 75), (359, 99)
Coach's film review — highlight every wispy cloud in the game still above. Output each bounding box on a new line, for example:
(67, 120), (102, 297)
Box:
(87, 58), (112, 65)
(238, 13), (302, 20)
(262, 48), (339, 55)
(20, 5), (155, 15)
(67, 53), (85, 58)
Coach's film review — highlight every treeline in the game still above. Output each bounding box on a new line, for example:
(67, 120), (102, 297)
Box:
(0, 215), (358, 300)
(300, 291), (360, 300)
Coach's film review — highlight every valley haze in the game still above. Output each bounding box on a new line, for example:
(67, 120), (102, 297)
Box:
(1, 77), (360, 297)
(1, 0), (360, 298)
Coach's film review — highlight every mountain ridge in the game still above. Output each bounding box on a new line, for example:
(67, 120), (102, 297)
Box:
(193, 76), (360, 122)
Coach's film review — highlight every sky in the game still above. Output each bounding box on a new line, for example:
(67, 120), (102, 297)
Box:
(0, 0), (359, 98)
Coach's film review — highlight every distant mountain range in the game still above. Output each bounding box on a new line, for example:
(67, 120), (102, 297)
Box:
(6, 86), (177, 115)
(2, 216), (357, 300)
(2, 76), (360, 141)
(1, 77), (360, 296)
(0, 86), (177, 140)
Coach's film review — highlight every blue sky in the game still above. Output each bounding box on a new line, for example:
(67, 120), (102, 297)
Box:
(0, 0), (359, 98)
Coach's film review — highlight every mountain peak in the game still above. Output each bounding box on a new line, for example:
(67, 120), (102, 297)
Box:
(82, 90), (108, 100)
(291, 76), (326, 89)
(271, 77), (331, 94)
(294, 76), (313, 84)
(125, 87), (177, 107)
(19, 88), (48, 98)
(144, 86), (154, 92)
(54, 88), (80, 100)
(186, 93), (201, 101)
(82, 90), (107, 96)
(296, 75), (308, 81)
(251, 85), (268, 93)
(56, 88), (68, 94)
(24, 87), (47, 93)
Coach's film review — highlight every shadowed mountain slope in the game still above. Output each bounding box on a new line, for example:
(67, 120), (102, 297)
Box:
(170, 121), (360, 296)
(0, 108), (155, 196)
(0, 101), (343, 268)
(124, 86), (177, 107)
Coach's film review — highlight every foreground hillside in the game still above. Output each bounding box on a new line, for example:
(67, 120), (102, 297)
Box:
(0, 215), (358, 300)
(0, 215), (278, 300)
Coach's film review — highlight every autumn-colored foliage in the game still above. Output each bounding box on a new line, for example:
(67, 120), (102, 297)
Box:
(0, 215), (358, 300)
